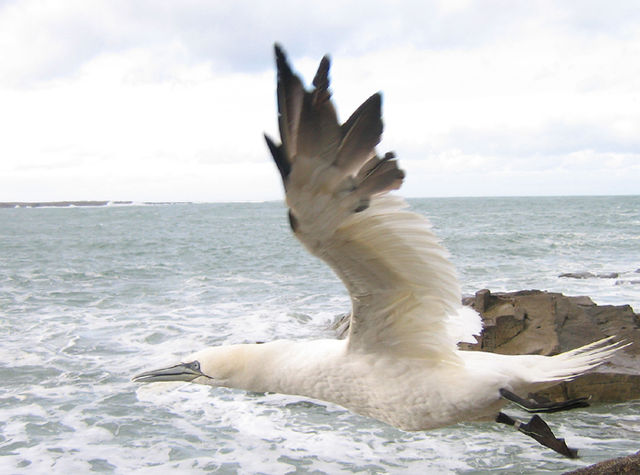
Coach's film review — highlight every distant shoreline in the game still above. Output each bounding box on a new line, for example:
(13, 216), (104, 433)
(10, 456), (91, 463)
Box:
(0, 200), (200, 208)
(0, 201), (133, 208)
(1, 195), (638, 209)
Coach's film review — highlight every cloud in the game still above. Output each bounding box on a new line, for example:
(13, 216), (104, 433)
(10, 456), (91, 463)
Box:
(5, 0), (638, 85)
(0, 0), (639, 200)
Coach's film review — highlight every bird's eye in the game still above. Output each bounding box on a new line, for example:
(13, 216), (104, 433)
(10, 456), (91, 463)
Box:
(191, 361), (200, 371)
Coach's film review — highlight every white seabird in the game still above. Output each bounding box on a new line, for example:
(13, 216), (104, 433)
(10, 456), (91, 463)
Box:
(134, 44), (625, 458)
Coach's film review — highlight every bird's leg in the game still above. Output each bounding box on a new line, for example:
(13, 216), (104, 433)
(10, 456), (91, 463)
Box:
(499, 388), (591, 413)
(496, 412), (578, 458)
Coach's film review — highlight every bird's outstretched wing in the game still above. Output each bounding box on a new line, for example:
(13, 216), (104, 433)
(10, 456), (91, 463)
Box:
(265, 45), (481, 360)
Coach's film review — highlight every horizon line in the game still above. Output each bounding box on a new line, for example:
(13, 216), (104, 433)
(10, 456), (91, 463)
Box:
(2, 194), (639, 208)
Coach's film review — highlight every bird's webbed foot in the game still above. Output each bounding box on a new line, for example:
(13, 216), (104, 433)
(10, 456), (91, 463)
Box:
(499, 388), (590, 413)
(496, 412), (578, 458)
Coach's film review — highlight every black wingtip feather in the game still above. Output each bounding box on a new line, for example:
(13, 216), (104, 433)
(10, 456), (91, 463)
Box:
(273, 43), (306, 161)
(274, 43), (288, 72)
(274, 44), (299, 88)
(264, 134), (290, 184)
(341, 93), (382, 138)
(334, 93), (384, 173)
(312, 55), (332, 105)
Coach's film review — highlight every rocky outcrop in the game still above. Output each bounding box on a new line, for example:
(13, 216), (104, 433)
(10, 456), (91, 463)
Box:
(464, 290), (640, 475)
(461, 289), (640, 402)
(563, 450), (640, 474)
(332, 288), (639, 402)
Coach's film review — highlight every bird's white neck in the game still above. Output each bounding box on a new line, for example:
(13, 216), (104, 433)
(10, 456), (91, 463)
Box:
(191, 339), (348, 399)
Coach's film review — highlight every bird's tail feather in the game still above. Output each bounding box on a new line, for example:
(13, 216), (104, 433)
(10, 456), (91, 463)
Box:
(533, 337), (628, 383)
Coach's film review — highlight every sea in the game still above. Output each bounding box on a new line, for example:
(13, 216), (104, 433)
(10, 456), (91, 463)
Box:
(1, 195), (639, 474)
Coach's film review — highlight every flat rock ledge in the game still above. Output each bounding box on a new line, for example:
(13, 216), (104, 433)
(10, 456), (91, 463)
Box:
(563, 450), (640, 474)
(461, 289), (640, 402)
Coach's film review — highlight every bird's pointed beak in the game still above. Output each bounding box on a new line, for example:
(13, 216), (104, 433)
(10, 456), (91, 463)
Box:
(132, 361), (205, 383)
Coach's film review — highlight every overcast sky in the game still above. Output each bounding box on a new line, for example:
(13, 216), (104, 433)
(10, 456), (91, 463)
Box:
(1, 0), (638, 202)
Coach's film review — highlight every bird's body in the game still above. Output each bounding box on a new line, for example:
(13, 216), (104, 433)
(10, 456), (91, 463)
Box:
(134, 44), (625, 458)
(184, 335), (616, 433)
(198, 339), (487, 431)
(190, 339), (506, 431)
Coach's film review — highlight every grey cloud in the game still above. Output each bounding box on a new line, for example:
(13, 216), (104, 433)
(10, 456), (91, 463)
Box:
(5, 0), (639, 86)
(108, 0), (640, 66)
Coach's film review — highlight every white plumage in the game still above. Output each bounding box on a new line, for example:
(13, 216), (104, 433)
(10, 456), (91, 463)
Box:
(134, 44), (625, 457)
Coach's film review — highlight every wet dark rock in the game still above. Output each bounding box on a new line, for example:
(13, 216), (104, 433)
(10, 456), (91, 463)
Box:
(559, 272), (596, 279)
(616, 280), (640, 286)
(559, 272), (619, 279)
(473, 288), (492, 313)
(462, 289), (640, 402)
(563, 450), (640, 474)
(334, 289), (639, 402)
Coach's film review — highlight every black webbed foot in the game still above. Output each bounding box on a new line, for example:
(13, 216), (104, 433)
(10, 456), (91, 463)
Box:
(496, 412), (578, 458)
(499, 388), (590, 413)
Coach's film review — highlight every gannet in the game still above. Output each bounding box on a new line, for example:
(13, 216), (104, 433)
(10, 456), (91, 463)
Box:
(134, 44), (625, 458)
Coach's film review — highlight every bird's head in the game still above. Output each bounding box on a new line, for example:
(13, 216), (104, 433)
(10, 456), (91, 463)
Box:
(132, 344), (267, 388)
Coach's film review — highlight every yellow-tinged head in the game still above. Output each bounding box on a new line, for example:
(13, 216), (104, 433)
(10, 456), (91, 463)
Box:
(133, 342), (283, 390)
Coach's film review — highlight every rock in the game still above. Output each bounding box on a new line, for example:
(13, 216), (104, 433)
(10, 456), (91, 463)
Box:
(616, 280), (640, 285)
(463, 289), (640, 402)
(563, 450), (640, 474)
(473, 288), (492, 312)
(336, 289), (640, 402)
(559, 272), (620, 279)
(559, 272), (595, 279)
